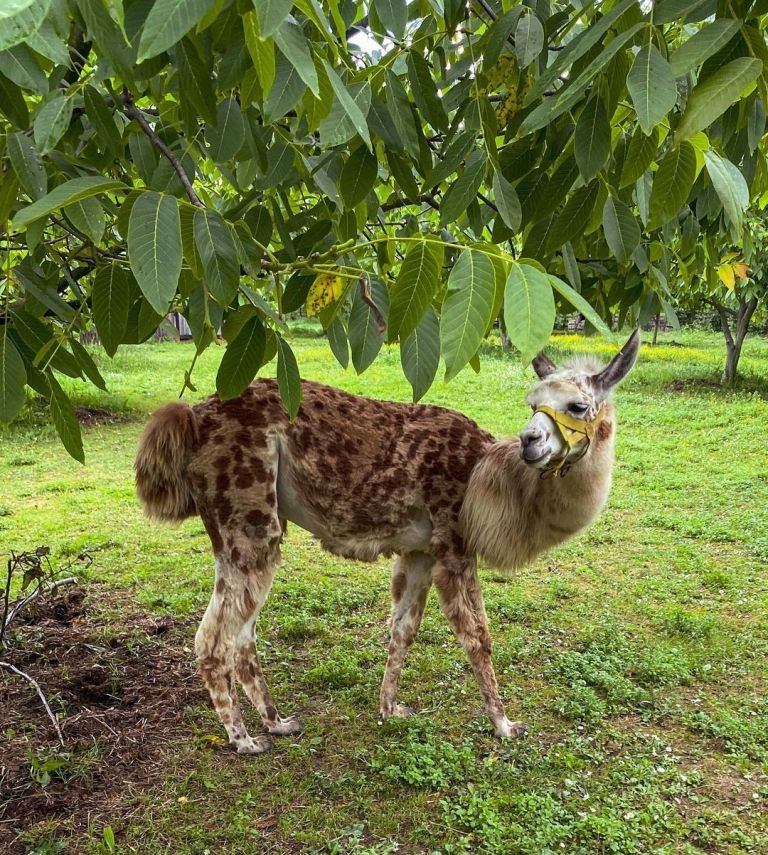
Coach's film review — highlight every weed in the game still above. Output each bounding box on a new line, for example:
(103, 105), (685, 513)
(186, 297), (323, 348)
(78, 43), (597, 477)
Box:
(371, 729), (475, 790)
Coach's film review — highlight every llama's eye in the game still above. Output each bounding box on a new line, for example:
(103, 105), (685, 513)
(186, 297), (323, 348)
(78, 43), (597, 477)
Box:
(569, 402), (588, 415)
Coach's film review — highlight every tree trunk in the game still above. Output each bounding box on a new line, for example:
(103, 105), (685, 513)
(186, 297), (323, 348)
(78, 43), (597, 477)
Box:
(716, 297), (758, 384)
(653, 313), (661, 345)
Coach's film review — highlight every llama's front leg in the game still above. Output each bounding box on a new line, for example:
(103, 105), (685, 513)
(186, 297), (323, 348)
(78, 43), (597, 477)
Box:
(379, 552), (434, 719)
(195, 562), (274, 755)
(433, 558), (528, 739)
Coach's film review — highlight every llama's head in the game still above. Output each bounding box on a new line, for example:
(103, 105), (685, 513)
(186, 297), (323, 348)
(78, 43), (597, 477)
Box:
(518, 329), (640, 474)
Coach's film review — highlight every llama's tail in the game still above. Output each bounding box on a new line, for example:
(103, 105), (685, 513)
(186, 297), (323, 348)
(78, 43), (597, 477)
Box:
(135, 402), (198, 522)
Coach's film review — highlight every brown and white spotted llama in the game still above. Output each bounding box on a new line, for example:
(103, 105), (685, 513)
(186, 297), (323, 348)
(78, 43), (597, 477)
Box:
(135, 330), (640, 754)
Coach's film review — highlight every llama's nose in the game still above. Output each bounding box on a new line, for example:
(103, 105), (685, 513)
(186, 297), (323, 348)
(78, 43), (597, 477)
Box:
(520, 427), (545, 449)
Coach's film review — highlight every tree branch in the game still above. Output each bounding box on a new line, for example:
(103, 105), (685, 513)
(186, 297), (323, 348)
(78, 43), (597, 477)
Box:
(381, 193), (440, 212)
(0, 661), (64, 745)
(122, 92), (204, 208)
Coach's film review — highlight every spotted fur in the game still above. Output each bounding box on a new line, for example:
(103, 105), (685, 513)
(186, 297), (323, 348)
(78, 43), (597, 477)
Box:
(135, 338), (637, 753)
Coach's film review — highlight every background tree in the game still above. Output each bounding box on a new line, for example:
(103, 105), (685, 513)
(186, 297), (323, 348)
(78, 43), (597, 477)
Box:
(0, 0), (766, 458)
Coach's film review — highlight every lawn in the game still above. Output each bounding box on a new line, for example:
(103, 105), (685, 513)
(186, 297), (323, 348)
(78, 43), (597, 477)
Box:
(1, 328), (767, 854)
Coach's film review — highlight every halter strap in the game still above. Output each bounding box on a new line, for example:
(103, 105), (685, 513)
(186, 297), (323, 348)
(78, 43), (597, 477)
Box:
(533, 404), (606, 477)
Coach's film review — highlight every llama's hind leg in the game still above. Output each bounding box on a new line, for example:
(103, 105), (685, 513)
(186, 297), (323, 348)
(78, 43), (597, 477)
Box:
(235, 616), (302, 736)
(379, 552), (434, 720)
(433, 558), (528, 739)
(195, 558), (274, 755)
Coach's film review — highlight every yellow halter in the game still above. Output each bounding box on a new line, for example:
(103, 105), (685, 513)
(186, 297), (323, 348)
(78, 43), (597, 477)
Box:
(533, 404), (606, 477)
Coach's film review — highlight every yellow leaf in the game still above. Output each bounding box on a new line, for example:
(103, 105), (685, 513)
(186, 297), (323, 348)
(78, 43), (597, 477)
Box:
(717, 264), (735, 289)
(306, 273), (346, 316)
(496, 91), (518, 127)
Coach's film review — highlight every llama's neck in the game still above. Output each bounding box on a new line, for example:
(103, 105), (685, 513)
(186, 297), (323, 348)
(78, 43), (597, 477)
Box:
(460, 411), (616, 571)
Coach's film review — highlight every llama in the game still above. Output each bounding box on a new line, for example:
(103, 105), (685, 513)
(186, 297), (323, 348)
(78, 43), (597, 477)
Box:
(135, 330), (639, 754)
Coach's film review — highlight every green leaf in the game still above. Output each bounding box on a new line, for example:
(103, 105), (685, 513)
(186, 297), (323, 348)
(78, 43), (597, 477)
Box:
(627, 45), (677, 135)
(65, 197), (105, 244)
(276, 335), (302, 419)
(648, 141), (696, 229)
(243, 11), (275, 97)
(440, 152), (486, 226)
(349, 277), (389, 374)
(704, 150), (749, 237)
(503, 262), (555, 363)
(429, 129), (476, 186)
(514, 11), (544, 68)
(83, 86), (123, 158)
(388, 240), (440, 342)
(33, 95), (74, 155)
(407, 50), (448, 132)
(401, 306), (439, 402)
(254, 0), (293, 38)
(265, 51), (307, 122)
(340, 145), (378, 209)
(323, 60), (372, 151)
(194, 209), (240, 307)
(327, 316), (349, 368)
(47, 372), (84, 463)
(525, 0), (638, 104)
(374, 0), (406, 38)
(668, 19), (741, 78)
(602, 196), (640, 266)
(216, 314), (265, 400)
(282, 271), (314, 313)
(385, 70), (420, 159)
(440, 249), (496, 381)
(492, 171), (521, 231)
(574, 96), (610, 181)
(0, 43), (47, 91)
(0, 0), (51, 52)
(676, 58), (763, 141)
(92, 262), (130, 357)
(548, 276), (612, 338)
(137, 0), (218, 62)
(128, 191), (182, 315)
(7, 131), (46, 199)
(207, 98), (245, 163)
(546, 182), (599, 252)
(654, 0), (716, 24)
(26, 16), (69, 65)
(11, 177), (126, 230)
(748, 96), (766, 154)
(0, 70), (29, 127)
(0, 326), (27, 422)
(619, 126), (659, 188)
(70, 339), (107, 392)
(274, 20), (319, 96)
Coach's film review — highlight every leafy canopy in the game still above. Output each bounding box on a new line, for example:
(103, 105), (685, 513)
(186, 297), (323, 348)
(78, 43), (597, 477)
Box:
(0, 0), (767, 457)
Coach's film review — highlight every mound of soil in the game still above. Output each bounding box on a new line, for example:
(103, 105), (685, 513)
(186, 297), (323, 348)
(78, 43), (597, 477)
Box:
(0, 586), (206, 852)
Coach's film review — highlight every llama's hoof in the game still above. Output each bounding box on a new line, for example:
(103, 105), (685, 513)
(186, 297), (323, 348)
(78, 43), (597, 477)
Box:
(494, 718), (529, 739)
(266, 715), (302, 736)
(392, 703), (415, 718)
(235, 735), (273, 755)
(379, 702), (416, 721)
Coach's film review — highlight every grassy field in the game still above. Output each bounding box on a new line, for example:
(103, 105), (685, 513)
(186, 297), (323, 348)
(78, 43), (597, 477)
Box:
(1, 328), (767, 854)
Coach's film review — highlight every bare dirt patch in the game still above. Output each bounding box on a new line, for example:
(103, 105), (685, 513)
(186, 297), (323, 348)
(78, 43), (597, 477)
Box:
(74, 406), (135, 425)
(0, 586), (206, 853)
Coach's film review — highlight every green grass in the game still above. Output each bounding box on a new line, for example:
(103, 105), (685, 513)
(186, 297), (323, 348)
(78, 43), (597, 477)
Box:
(2, 328), (768, 854)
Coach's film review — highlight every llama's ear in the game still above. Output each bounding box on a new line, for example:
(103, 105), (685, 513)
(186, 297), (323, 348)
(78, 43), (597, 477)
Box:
(532, 353), (557, 379)
(591, 328), (640, 394)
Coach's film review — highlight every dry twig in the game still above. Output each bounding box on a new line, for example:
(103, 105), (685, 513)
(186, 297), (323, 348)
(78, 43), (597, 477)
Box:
(0, 661), (64, 745)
